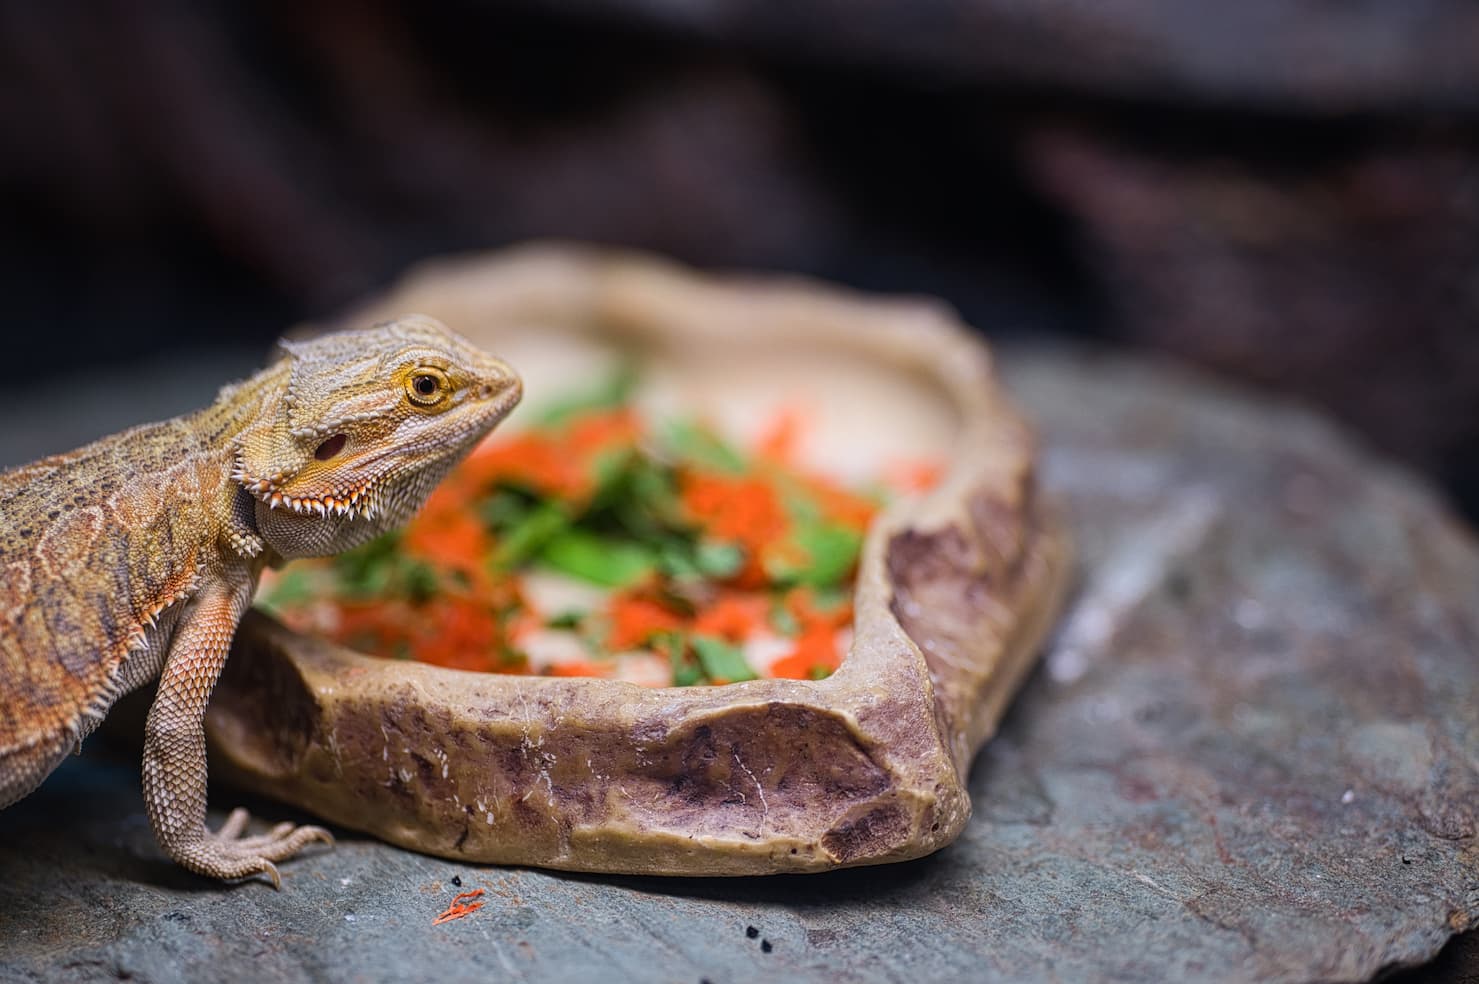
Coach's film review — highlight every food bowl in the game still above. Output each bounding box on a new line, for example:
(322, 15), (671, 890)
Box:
(205, 245), (1072, 875)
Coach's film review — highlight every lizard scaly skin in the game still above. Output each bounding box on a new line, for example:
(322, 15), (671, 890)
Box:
(0, 315), (521, 887)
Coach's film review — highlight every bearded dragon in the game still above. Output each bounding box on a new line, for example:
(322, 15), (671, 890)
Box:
(0, 315), (521, 886)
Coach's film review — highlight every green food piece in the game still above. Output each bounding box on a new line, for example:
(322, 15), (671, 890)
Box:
(797, 523), (864, 587)
(768, 596), (801, 636)
(587, 453), (685, 541)
(779, 482), (825, 525)
(492, 502), (570, 569)
(256, 566), (315, 612)
(479, 488), (536, 530)
(333, 532), (403, 597)
(655, 538), (701, 579)
(809, 583), (852, 613)
(672, 666), (705, 687)
(654, 537), (744, 582)
(694, 540), (744, 578)
(538, 529), (658, 588)
(403, 561), (441, 605)
(531, 364), (639, 427)
(765, 522), (863, 589)
(662, 419), (748, 473)
(545, 610), (585, 630)
(692, 634), (758, 683)
(609, 459), (686, 538)
(587, 447), (636, 504)
(658, 632), (705, 687)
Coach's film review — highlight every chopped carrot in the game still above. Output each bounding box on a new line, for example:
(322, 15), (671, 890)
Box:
(432, 889), (486, 926)
(460, 431), (590, 500)
(756, 406), (804, 463)
(803, 477), (880, 533)
(691, 592), (768, 642)
(567, 407), (643, 457)
(784, 587), (855, 631)
(679, 472), (788, 549)
(411, 599), (503, 671)
(607, 594), (684, 650)
(680, 471), (789, 587)
(402, 504), (491, 577)
(548, 660), (615, 678)
(769, 621), (843, 679)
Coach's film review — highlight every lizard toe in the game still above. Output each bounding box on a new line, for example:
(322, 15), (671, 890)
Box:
(227, 823), (335, 858)
(215, 807), (252, 841)
(174, 810), (335, 885)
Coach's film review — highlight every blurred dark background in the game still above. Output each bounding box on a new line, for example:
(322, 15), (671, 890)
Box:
(3, 1), (1477, 520)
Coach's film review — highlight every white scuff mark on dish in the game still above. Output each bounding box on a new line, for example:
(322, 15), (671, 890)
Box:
(733, 747), (770, 834)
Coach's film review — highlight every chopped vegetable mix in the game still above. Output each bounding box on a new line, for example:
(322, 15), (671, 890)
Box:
(257, 376), (942, 685)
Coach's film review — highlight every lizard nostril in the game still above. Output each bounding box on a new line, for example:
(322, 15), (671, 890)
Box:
(314, 434), (348, 461)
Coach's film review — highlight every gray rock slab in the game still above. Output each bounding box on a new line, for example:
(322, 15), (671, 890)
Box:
(1, 345), (1475, 983)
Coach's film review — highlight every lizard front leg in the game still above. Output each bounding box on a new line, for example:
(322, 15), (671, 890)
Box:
(141, 570), (332, 887)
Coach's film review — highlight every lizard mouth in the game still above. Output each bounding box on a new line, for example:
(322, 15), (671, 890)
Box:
(235, 469), (378, 519)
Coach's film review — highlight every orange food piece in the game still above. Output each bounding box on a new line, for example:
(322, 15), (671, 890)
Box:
(785, 587), (855, 630)
(454, 408), (643, 505)
(769, 622), (843, 679)
(567, 407), (642, 457)
(410, 598), (504, 672)
(547, 660), (615, 678)
(474, 431), (590, 499)
(432, 889), (487, 926)
(804, 477), (880, 532)
(756, 406), (803, 463)
(402, 500), (491, 577)
(691, 592), (768, 642)
(680, 472), (788, 546)
(607, 594), (684, 650)
(680, 471), (790, 588)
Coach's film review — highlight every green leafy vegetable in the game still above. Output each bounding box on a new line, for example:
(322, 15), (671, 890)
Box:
(491, 502), (569, 570)
(662, 419), (747, 473)
(545, 610), (585, 630)
(765, 522), (863, 588)
(661, 632), (705, 687)
(692, 635), (758, 683)
(694, 540), (744, 579)
(538, 529), (658, 587)
(332, 532), (403, 597)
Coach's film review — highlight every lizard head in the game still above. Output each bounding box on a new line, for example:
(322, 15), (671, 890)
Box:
(234, 314), (522, 558)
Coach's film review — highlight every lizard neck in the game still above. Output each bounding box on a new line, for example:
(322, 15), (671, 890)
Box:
(181, 359), (293, 564)
(187, 358), (293, 453)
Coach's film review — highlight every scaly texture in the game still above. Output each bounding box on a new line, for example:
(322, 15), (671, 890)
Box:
(0, 315), (521, 885)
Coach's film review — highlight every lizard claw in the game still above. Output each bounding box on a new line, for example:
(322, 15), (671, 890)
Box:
(172, 808), (334, 887)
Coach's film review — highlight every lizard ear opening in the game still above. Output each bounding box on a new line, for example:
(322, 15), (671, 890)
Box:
(314, 434), (348, 461)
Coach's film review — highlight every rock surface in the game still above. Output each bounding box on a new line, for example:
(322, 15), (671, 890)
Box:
(1, 345), (1475, 983)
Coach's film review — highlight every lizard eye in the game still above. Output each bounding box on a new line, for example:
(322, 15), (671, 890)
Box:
(406, 368), (451, 407)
